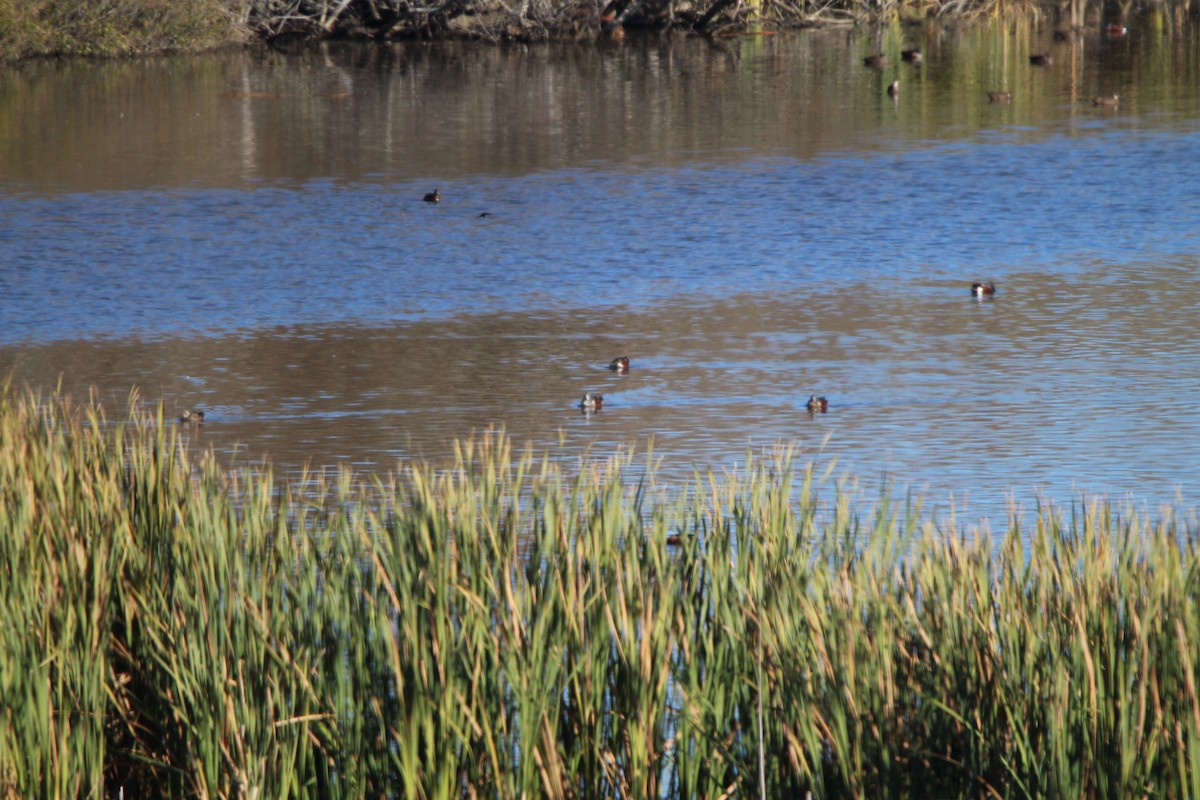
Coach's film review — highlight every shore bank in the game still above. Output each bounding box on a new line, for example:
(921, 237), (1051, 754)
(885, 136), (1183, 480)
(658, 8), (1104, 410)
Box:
(0, 0), (1158, 60)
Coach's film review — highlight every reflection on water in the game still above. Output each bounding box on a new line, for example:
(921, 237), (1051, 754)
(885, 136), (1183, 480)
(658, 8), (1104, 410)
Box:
(2, 20), (1200, 530)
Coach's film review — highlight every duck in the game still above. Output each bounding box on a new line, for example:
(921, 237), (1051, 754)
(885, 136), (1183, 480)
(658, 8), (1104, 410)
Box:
(1029, 53), (1052, 66)
(609, 356), (630, 373)
(178, 409), (206, 424)
(579, 392), (603, 410)
(1105, 23), (1128, 37)
(901, 48), (922, 63)
(887, 81), (900, 98)
(972, 281), (997, 297)
(1092, 94), (1119, 106)
(806, 395), (829, 413)
(863, 54), (887, 68)
(988, 91), (1013, 103)
(423, 189), (441, 203)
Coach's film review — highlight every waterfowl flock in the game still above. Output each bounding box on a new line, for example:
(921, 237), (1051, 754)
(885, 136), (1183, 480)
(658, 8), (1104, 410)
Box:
(174, 274), (998, 511)
(861, 24), (1132, 109)
(578, 278), (999, 416)
(579, 358), (629, 412)
(854, 37), (1132, 112)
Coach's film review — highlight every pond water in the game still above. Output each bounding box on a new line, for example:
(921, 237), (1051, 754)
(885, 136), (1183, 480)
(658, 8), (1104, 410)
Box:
(3, 15), (1200, 531)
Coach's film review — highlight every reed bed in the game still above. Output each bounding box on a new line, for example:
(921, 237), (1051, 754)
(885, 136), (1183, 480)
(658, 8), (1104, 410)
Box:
(2, 387), (1199, 799)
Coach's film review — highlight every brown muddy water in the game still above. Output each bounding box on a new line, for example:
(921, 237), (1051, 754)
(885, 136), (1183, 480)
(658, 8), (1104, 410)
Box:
(3, 15), (1200, 530)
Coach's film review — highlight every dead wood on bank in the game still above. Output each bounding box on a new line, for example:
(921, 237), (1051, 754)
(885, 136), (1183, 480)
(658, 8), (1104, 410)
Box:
(252, 0), (848, 44)
(251, 0), (1140, 46)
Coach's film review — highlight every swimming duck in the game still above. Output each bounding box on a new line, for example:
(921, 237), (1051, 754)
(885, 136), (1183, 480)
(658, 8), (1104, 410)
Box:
(579, 392), (604, 410)
(1029, 54), (1052, 66)
(1105, 23), (1128, 37)
(609, 356), (630, 373)
(863, 54), (887, 68)
(423, 189), (441, 203)
(887, 81), (900, 98)
(988, 91), (1013, 103)
(178, 409), (206, 424)
(901, 48), (922, 63)
(1092, 94), (1119, 106)
(806, 395), (828, 413)
(972, 281), (997, 297)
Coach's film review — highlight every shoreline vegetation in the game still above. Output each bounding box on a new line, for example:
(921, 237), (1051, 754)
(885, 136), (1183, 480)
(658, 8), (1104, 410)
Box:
(3, 388), (1200, 797)
(0, 0), (1171, 61)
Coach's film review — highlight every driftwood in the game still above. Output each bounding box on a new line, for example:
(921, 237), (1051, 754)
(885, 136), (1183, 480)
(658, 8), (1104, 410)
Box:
(255, 0), (474, 40)
(249, 0), (1079, 42)
(251, 0), (695, 41)
(692, 0), (739, 31)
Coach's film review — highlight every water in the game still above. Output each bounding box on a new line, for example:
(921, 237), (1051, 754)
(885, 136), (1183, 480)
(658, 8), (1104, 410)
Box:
(3, 19), (1200, 529)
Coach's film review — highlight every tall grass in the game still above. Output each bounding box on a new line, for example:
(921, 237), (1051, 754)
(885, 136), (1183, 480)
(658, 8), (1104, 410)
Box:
(1, 386), (1198, 798)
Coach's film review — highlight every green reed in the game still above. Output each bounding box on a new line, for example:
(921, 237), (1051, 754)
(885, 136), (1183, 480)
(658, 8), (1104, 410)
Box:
(2, 387), (1199, 798)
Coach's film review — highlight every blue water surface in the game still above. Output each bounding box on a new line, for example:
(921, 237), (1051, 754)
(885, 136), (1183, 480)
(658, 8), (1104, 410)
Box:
(4, 124), (1198, 344)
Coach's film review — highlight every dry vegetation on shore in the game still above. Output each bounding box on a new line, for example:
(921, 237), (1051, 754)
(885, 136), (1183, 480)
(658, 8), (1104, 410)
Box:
(0, 0), (1134, 59)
